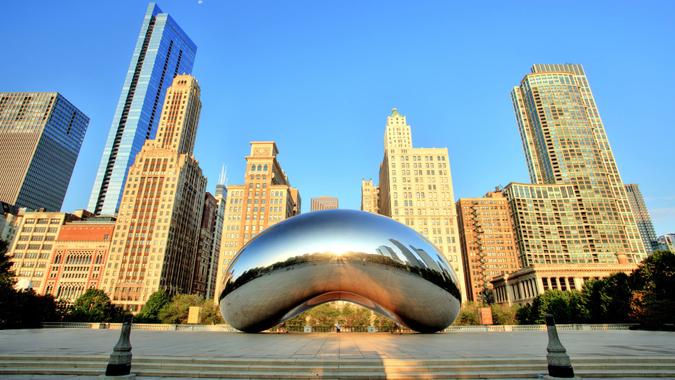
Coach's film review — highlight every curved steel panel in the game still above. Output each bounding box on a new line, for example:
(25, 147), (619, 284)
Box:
(218, 209), (461, 333)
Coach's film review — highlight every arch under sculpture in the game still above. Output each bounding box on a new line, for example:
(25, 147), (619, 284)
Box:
(218, 209), (461, 333)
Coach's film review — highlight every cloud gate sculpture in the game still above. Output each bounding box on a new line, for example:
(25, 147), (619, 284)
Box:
(218, 209), (461, 333)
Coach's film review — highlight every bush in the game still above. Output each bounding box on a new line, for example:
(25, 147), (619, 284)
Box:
(491, 304), (517, 325)
(135, 289), (171, 323)
(454, 302), (479, 325)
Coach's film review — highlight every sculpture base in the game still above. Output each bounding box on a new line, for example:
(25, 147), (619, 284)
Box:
(100, 374), (136, 380)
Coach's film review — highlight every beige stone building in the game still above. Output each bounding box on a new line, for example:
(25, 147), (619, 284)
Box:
(102, 75), (207, 312)
(42, 218), (115, 301)
(363, 108), (466, 301)
(456, 191), (520, 302)
(8, 209), (92, 291)
(360, 179), (379, 214)
(310, 196), (339, 211)
(214, 142), (301, 302)
(491, 264), (637, 305)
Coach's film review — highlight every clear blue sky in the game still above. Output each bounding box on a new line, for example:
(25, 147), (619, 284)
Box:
(1, 1), (674, 234)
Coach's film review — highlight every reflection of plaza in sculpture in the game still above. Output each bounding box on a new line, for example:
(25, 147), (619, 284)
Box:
(218, 209), (461, 333)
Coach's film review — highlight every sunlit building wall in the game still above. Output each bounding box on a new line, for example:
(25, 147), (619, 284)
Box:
(102, 75), (206, 312)
(214, 142), (301, 302)
(456, 191), (520, 302)
(360, 179), (379, 214)
(374, 108), (466, 301)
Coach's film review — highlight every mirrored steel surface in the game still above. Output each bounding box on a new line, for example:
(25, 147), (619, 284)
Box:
(218, 209), (461, 333)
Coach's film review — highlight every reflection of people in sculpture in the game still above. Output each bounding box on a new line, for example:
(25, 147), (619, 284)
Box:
(335, 322), (341, 333)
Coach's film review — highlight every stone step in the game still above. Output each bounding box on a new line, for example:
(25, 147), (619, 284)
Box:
(1, 356), (674, 379)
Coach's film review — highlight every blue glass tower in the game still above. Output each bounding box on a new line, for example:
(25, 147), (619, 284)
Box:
(88, 3), (196, 215)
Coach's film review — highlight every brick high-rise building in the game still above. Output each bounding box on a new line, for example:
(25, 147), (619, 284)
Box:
(310, 196), (338, 211)
(363, 108), (465, 301)
(42, 217), (116, 301)
(102, 75), (207, 312)
(214, 141), (300, 302)
(192, 192), (217, 296)
(624, 184), (658, 254)
(457, 191), (520, 302)
(0, 92), (89, 211)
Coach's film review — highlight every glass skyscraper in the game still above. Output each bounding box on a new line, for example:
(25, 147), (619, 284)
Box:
(510, 64), (646, 264)
(88, 3), (196, 215)
(0, 92), (89, 211)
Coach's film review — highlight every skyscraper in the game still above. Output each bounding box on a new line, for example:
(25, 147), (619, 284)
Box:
(89, 3), (196, 215)
(492, 64), (646, 305)
(102, 75), (206, 311)
(214, 142), (301, 302)
(0, 92), (89, 211)
(365, 108), (465, 301)
(625, 184), (658, 253)
(511, 64), (645, 264)
(456, 191), (520, 302)
(310, 196), (339, 211)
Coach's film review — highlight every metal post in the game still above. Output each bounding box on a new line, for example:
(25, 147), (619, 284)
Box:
(545, 314), (575, 378)
(104, 316), (133, 377)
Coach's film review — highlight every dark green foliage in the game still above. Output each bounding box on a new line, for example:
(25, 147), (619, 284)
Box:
(135, 289), (171, 323)
(582, 273), (632, 323)
(68, 289), (129, 322)
(157, 294), (203, 324)
(0, 240), (14, 288)
(478, 287), (495, 305)
(629, 251), (675, 327)
(491, 303), (517, 325)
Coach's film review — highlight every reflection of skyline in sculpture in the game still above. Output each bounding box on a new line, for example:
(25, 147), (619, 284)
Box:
(219, 210), (461, 333)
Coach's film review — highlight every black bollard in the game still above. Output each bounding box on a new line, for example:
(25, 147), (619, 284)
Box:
(105, 315), (133, 376)
(545, 314), (575, 378)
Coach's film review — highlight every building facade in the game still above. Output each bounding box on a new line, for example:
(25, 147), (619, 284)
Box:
(214, 141), (301, 302)
(0, 92), (89, 211)
(102, 75), (207, 312)
(511, 64), (646, 265)
(365, 108), (465, 300)
(89, 3), (196, 215)
(7, 210), (92, 291)
(310, 196), (338, 211)
(42, 218), (115, 302)
(657, 234), (675, 253)
(360, 179), (379, 214)
(205, 177), (227, 300)
(491, 263), (637, 305)
(0, 202), (20, 244)
(192, 192), (217, 296)
(456, 191), (520, 302)
(624, 184), (658, 254)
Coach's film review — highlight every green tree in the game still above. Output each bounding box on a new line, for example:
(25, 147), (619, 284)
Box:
(478, 287), (495, 306)
(525, 290), (586, 324)
(581, 273), (632, 323)
(454, 302), (480, 325)
(158, 294), (203, 324)
(373, 313), (396, 331)
(515, 303), (533, 324)
(199, 301), (224, 324)
(0, 240), (14, 288)
(135, 289), (171, 323)
(339, 304), (371, 328)
(491, 303), (517, 325)
(69, 289), (127, 322)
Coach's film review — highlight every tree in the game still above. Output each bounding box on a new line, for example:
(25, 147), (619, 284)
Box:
(491, 304), (517, 325)
(515, 303), (533, 324)
(478, 287), (495, 306)
(581, 273), (632, 323)
(135, 289), (171, 323)
(158, 294), (203, 324)
(373, 313), (396, 332)
(69, 289), (128, 322)
(339, 304), (371, 328)
(630, 251), (675, 327)
(0, 240), (14, 288)
(454, 302), (480, 325)
(199, 301), (224, 325)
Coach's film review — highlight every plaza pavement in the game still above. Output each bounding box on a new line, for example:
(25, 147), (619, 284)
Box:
(1, 328), (674, 359)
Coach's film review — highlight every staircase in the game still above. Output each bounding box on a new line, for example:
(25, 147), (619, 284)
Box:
(0, 355), (674, 378)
